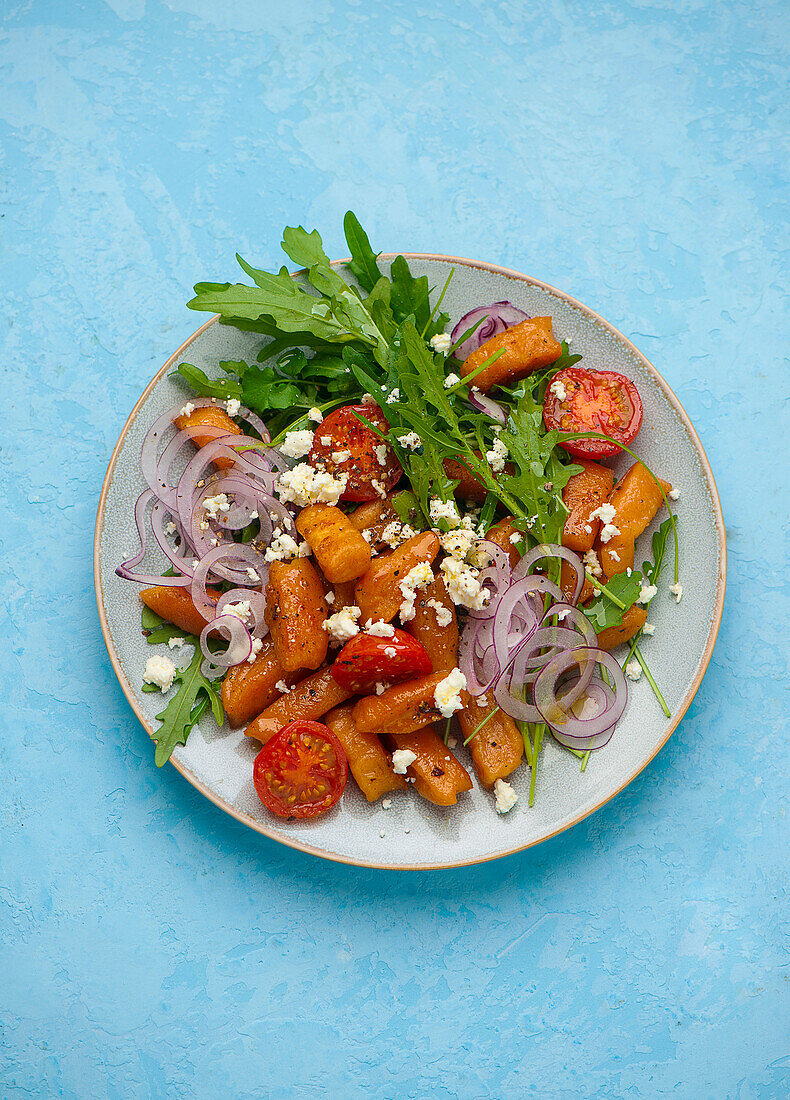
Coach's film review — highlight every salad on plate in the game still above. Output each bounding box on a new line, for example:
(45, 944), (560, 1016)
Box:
(119, 213), (679, 821)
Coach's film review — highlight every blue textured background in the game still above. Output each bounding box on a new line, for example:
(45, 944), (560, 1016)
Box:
(2, 1), (788, 1097)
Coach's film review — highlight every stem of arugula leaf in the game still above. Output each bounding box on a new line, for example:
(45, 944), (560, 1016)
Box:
(516, 721), (534, 768)
(443, 717), (452, 746)
(421, 269), (455, 338)
(444, 347), (506, 393)
(462, 708), (497, 746)
(528, 724), (544, 806)
(631, 646), (671, 717)
(585, 572), (628, 608)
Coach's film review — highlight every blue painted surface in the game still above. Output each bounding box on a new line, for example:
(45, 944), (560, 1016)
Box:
(2, 0), (788, 1096)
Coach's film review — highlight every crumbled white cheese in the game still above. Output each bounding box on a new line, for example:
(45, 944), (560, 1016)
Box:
(202, 493), (231, 519)
(392, 748), (417, 774)
(165, 521), (177, 536)
(308, 407), (324, 423)
(143, 654), (176, 692)
(668, 487), (680, 500)
(625, 658), (643, 681)
(398, 561), (434, 622)
(247, 637), (263, 664)
(225, 398), (241, 417)
(374, 682), (387, 695)
(444, 372), (461, 389)
(642, 622), (655, 636)
(276, 463), (348, 507)
(280, 429), (315, 459)
(440, 557), (488, 611)
(319, 435), (332, 446)
(264, 532), (310, 562)
(385, 389), (400, 405)
(433, 668), (467, 718)
(485, 437), (508, 473)
(429, 497), (461, 527)
(380, 521), (404, 548)
(509, 531), (522, 545)
(179, 402), (195, 418)
(323, 606), (362, 644)
(430, 332), (452, 354)
(426, 598), (453, 628)
(669, 583), (683, 603)
(167, 635), (185, 649)
(583, 549), (602, 577)
(549, 378), (567, 402)
(325, 591), (335, 604)
(494, 778), (518, 814)
(477, 694), (489, 707)
(224, 600), (252, 623)
(246, 567), (261, 583)
(609, 550), (621, 562)
(384, 646), (398, 658)
(365, 620), (395, 637)
(275, 680), (292, 695)
(440, 527), (476, 561)
(331, 450), (351, 463)
(397, 431), (421, 450)
(374, 444), (388, 466)
(382, 798), (392, 809)
(599, 523), (621, 544)
(637, 583), (658, 605)
(589, 502), (617, 525)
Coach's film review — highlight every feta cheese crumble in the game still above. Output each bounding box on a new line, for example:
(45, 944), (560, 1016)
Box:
(224, 600), (252, 623)
(398, 561), (434, 622)
(669, 582), (683, 603)
(308, 407), (323, 423)
(246, 567), (261, 583)
(668, 487), (680, 500)
(549, 378), (567, 402)
(365, 620), (395, 637)
(440, 557), (488, 611)
(485, 437), (508, 473)
(247, 637), (263, 664)
(440, 527), (476, 561)
(179, 402), (195, 418)
(642, 622), (655, 636)
(167, 635), (185, 649)
(427, 598), (453, 628)
(225, 398), (241, 417)
(323, 606), (362, 644)
(430, 332), (452, 354)
(202, 493), (231, 519)
(391, 749), (417, 774)
(493, 778), (518, 814)
(143, 654), (176, 692)
(397, 431), (421, 450)
(625, 658), (643, 681)
(429, 497), (461, 527)
(264, 532), (310, 562)
(636, 583), (658, 605)
(374, 444), (388, 466)
(385, 388), (400, 405)
(443, 372), (461, 388)
(275, 680), (292, 695)
(583, 549), (603, 577)
(280, 429), (315, 459)
(165, 521), (177, 536)
(276, 463), (347, 507)
(433, 668), (467, 718)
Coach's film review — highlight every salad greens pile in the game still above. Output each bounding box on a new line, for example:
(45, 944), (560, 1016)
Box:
(155, 211), (677, 781)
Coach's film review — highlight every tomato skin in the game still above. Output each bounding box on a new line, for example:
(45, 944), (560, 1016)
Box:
(252, 719), (348, 819)
(331, 629), (433, 694)
(309, 404), (402, 502)
(544, 367), (643, 459)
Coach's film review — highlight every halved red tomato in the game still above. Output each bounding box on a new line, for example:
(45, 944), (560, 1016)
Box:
(252, 719), (348, 819)
(331, 628), (433, 694)
(543, 367), (643, 459)
(309, 404), (402, 501)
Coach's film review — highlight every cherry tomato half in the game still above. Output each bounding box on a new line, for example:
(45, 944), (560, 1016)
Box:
(543, 367), (643, 460)
(331, 628), (433, 695)
(309, 404), (402, 502)
(252, 719), (348, 819)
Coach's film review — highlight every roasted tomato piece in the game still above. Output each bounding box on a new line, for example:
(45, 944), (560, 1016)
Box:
(331, 629), (433, 695)
(543, 367), (643, 459)
(309, 404), (402, 502)
(252, 719), (348, 819)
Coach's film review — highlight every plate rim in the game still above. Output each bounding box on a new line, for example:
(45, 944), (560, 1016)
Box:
(94, 253), (727, 871)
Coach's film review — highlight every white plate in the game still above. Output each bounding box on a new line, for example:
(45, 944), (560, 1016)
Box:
(94, 255), (726, 869)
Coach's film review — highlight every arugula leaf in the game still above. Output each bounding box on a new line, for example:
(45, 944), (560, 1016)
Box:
(343, 211), (383, 293)
(149, 645), (224, 767)
(175, 362), (243, 401)
(240, 364), (306, 412)
(582, 570), (644, 631)
(643, 517), (674, 586)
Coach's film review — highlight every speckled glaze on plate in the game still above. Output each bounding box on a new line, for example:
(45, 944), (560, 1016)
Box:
(94, 256), (726, 870)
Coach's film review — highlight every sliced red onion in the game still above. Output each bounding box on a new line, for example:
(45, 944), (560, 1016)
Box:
(216, 589), (269, 639)
(116, 490), (193, 586)
(199, 613), (253, 676)
(189, 543), (268, 620)
(512, 543), (585, 605)
(534, 648), (627, 742)
(467, 390), (507, 424)
(450, 301), (531, 362)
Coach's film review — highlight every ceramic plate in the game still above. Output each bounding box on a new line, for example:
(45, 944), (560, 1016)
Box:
(95, 256), (726, 869)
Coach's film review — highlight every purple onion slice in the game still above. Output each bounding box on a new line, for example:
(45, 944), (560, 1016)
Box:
(450, 302), (531, 362)
(534, 647), (628, 740)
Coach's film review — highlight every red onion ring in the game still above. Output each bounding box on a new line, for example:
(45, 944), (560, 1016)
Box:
(467, 390), (507, 425)
(450, 301), (530, 362)
(216, 589), (269, 639)
(116, 490), (193, 586)
(534, 648), (628, 742)
(199, 613), (253, 676)
(512, 543), (585, 605)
